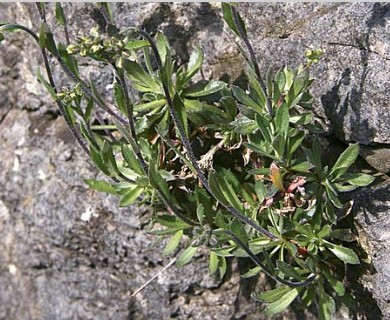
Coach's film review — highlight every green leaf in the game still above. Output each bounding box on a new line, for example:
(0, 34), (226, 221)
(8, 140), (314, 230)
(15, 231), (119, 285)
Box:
(290, 113), (312, 125)
(114, 82), (127, 115)
(38, 23), (47, 49)
(330, 144), (359, 177)
(121, 144), (144, 176)
(36, 69), (57, 100)
(288, 131), (305, 157)
(119, 185), (143, 207)
(0, 32), (4, 43)
(122, 59), (161, 93)
(58, 43), (79, 77)
(219, 96), (237, 121)
(221, 3), (247, 38)
(124, 39), (150, 51)
(232, 85), (262, 114)
(318, 290), (335, 320)
(149, 160), (171, 201)
(292, 67), (309, 97)
(324, 180), (342, 208)
(156, 32), (169, 66)
(173, 93), (189, 137)
(102, 141), (120, 177)
(246, 143), (277, 160)
(84, 179), (117, 195)
(290, 161), (312, 172)
(275, 103), (289, 136)
(163, 230), (183, 256)
(255, 113), (272, 143)
(264, 288), (299, 315)
(180, 47), (203, 86)
(55, 3), (66, 26)
(276, 260), (302, 279)
(231, 220), (248, 245)
(197, 204), (205, 225)
(218, 255), (227, 278)
(231, 116), (258, 135)
(90, 145), (111, 176)
(254, 286), (291, 303)
(324, 241), (359, 264)
(333, 183), (358, 192)
(42, 27), (58, 55)
(323, 268), (345, 296)
(213, 171), (243, 211)
(149, 227), (184, 236)
(156, 215), (190, 229)
(272, 134), (286, 159)
(275, 69), (286, 92)
(176, 246), (198, 267)
(183, 80), (226, 98)
(317, 224), (331, 239)
(342, 173), (375, 187)
(247, 65), (267, 107)
(208, 171), (229, 207)
(255, 180), (266, 204)
(209, 251), (219, 275)
(242, 266), (261, 278)
(134, 99), (166, 113)
(301, 286), (316, 307)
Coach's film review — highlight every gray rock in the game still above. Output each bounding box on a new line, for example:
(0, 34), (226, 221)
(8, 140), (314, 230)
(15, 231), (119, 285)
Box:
(0, 2), (389, 319)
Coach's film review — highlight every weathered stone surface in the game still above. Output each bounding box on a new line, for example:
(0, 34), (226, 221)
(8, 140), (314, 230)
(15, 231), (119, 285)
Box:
(0, 2), (389, 319)
(350, 179), (390, 320)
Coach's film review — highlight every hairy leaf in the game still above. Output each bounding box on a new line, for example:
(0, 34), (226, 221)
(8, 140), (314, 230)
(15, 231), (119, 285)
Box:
(84, 179), (117, 195)
(176, 246), (198, 267)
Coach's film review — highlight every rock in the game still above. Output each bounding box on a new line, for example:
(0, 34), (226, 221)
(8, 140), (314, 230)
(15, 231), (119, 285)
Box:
(360, 146), (390, 173)
(351, 179), (390, 320)
(0, 2), (389, 319)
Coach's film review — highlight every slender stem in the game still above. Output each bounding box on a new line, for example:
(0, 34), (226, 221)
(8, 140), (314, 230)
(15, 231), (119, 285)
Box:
(55, 57), (128, 125)
(231, 6), (273, 116)
(114, 67), (196, 226)
(59, 3), (71, 46)
(225, 230), (318, 288)
(35, 3), (127, 125)
(3, 21), (89, 155)
(138, 29), (277, 240)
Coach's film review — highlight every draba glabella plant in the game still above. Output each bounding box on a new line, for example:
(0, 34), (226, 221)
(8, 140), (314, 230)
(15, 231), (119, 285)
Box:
(1, 3), (376, 319)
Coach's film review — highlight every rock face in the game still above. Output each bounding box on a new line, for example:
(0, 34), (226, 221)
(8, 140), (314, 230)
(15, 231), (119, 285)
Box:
(0, 3), (389, 320)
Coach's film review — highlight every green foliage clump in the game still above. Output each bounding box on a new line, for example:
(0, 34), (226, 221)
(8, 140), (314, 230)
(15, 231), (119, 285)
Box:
(0, 3), (375, 319)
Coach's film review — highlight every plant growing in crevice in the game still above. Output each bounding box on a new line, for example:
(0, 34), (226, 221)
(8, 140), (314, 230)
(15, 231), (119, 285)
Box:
(0, 3), (376, 319)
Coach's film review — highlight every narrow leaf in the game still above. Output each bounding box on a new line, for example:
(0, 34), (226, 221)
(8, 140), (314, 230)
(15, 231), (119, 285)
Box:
(163, 230), (183, 255)
(275, 103), (289, 136)
(264, 288), (299, 315)
(330, 144), (359, 177)
(232, 85), (262, 114)
(119, 186), (143, 207)
(181, 47), (203, 85)
(221, 3), (247, 38)
(84, 179), (117, 195)
(254, 286), (291, 303)
(183, 80), (226, 98)
(209, 251), (219, 275)
(325, 241), (359, 264)
(55, 3), (66, 26)
(176, 246), (198, 267)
